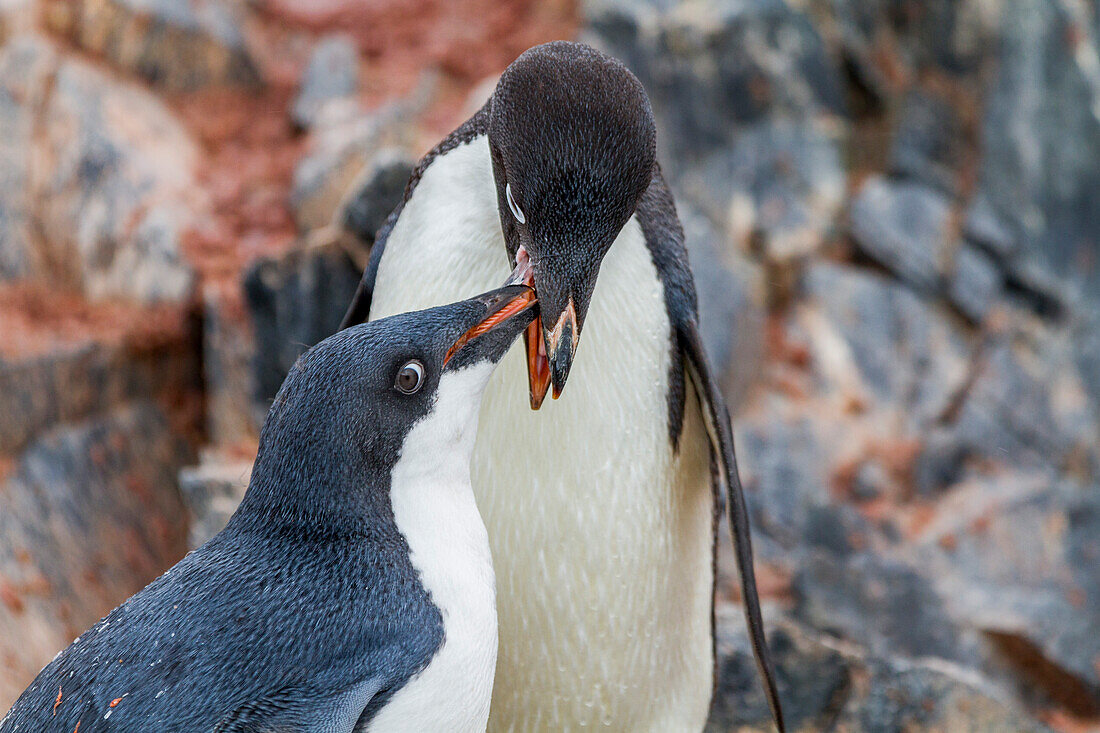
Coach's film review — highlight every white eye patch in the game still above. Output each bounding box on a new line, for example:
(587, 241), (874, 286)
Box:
(506, 182), (526, 224)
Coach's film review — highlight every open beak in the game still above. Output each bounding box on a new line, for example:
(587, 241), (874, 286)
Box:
(503, 247), (578, 410)
(444, 285), (538, 366)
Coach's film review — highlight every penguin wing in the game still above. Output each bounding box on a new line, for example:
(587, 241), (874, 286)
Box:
(214, 675), (383, 733)
(680, 321), (786, 733)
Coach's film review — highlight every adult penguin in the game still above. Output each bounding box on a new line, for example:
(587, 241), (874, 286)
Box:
(341, 41), (784, 732)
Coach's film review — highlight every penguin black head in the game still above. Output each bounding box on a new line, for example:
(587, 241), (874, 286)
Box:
(239, 285), (538, 530)
(489, 41), (657, 408)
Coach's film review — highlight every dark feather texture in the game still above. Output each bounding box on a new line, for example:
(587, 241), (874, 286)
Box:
(1, 291), (535, 733)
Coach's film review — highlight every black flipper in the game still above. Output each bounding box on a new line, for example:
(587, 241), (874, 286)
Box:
(680, 321), (785, 733)
(215, 676), (384, 732)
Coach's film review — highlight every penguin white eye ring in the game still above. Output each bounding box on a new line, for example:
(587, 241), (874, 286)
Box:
(395, 360), (425, 394)
(506, 182), (525, 223)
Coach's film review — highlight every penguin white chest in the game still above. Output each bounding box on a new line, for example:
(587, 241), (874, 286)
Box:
(370, 136), (715, 731)
(368, 365), (498, 733)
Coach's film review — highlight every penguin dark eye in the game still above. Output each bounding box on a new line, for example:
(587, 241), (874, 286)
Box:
(395, 361), (425, 394)
(506, 182), (525, 224)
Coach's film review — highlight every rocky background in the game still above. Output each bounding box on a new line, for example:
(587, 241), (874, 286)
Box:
(0, 0), (1098, 730)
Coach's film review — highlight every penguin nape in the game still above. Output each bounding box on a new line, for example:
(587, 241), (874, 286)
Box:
(0, 285), (538, 733)
(340, 41), (785, 732)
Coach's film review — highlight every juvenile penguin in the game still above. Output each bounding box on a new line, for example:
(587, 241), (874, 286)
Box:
(0, 285), (538, 733)
(341, 42), (784, 731)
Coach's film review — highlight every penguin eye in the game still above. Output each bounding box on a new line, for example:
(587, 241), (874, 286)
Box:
(506, 182), (526, 224)
(395, 360), (425, 394)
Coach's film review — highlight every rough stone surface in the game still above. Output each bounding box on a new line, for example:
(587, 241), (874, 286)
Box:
(793, 551), (963, 662)
(681, 205), (765, 405)
(679, 117), (845, 264)
(888, 89), (964, 195)
(178, 453), (252, 548)
(337, 148), (415, 249)
(583, 0), (845, 163)
(849, 176), (952, 294)
(44, 0), (261, 91)
(801, 262), (970, 424)
(244, 239), (362, 409)
(707, 607), (1049, 732)
(973, 0), (1100, 306)
(291, 104), (417, 232)
(910, 477), (1100, 711)
(0, 37), (202, 303)
(948, 244), (1001, 323)
(292, 34), (359, 129)
(0, 403), (191, 708)
(0, 311), (200, 456)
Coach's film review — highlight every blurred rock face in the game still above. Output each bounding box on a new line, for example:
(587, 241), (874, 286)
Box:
(1, 0), (1099, 729)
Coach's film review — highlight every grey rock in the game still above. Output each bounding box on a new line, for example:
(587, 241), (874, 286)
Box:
(912, 426), (968, 497)
(951, 339), (1073, 469)
(801, 262), (971, 425)
(836, 657), (1051, 732)
(912, 477), (1100, 708)
(583, 0), (845, 163)
(1075, 314), (1100, 423)
(974, 0), (1100, 306)
(681, 205), (765, 406)
(889, 89), (963, 195)
(964, 193), (1018, 261)
(849, 176), (952, 294)
(201, 284), (259, 446)
(678, 117), (845, 264)
(793, 551), (963, 661)
(708, 609), (852, 732)
(0, 403), (191, 707)
(45, 0), (261, 90)
(291, 105), (416, 232)
(244, 238), (362, 410)
(292, 34), (359, 130)
(178, 454), (252, 548)
(338, 148), (415, 247)
(34, 56), (199, 303)
(949, 245), (1001, 323)
(0, 37), (60, 282)
(0, 320), (201, 456)
(707, 608), (1046, 732)
(734, 407), (847, 565)
(0, 38), (201, 302)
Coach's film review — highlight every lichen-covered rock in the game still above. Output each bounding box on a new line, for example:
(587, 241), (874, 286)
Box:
(706, 608), (1048, 732)
(888, 89), (964, 195)
(678, 117), (845, 265)
(800, 262), (970, 425)
(948, 245), (1001, 323)
(0, 37), (202, 304)
(583, 0), (845, 163)
(44, 0), (261, 91)
(178, 452), (252, 548)
(973, 0), (1100, 306)
(910, 476), (1100, 711)
(848, 176), (952, 294)
(0, 37), (58, 282)
(0, 403), (192, 709)
(337, 148), (415, 250)
(291, 104), (416, 232)
(292, 34), (359, 130)
(681, 205), (765, 404)
(243, 239), (362, 409)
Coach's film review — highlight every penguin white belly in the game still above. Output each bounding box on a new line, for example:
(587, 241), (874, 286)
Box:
(368, 365), (499, 732)
(370, 136), (715, 731)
